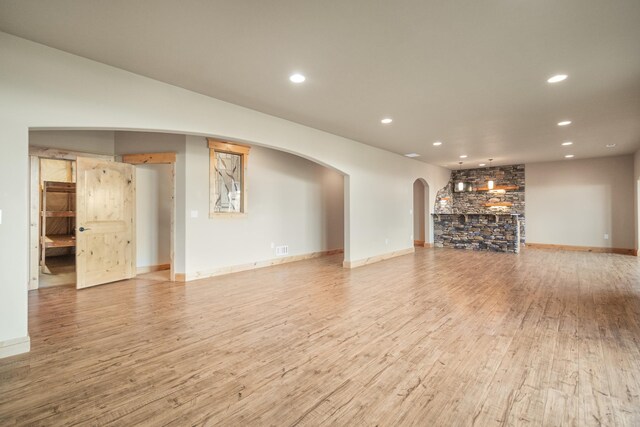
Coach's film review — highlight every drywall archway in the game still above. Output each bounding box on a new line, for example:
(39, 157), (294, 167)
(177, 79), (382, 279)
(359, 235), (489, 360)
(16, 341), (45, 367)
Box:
(0, 33), (452, 354)
(28, 128), (352, 282)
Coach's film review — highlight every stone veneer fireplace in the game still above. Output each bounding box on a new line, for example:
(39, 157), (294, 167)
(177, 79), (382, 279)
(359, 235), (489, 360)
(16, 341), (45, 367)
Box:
(433, 164), (525, 253)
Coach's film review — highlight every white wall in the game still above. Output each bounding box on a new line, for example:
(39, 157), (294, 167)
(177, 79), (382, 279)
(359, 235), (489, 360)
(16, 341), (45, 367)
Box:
(184, 136), (344, 278)
(136, 164), (172, 268)
(30, 130), (115, 155)
(0, 32), (450, 349)
(115, 132), (345, 277)
(526, 155), (635, 249)
(0, 123), (28, 350)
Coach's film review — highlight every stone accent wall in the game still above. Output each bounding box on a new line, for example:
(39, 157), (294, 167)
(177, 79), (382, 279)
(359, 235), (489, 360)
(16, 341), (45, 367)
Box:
(451, 165), (525, 214)
(434, 164), (525, 242)
(434, 182), (453, 214)
(433, 214), (521, 253)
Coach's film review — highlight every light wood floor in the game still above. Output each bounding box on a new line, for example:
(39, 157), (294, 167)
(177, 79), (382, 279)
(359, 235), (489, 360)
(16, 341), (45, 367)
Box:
(39, 254), (75, 288)
(2, 248), (640, 425)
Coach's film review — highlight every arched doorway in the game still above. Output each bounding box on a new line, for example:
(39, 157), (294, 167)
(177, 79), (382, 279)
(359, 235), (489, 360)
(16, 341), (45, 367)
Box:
(413, 179), (430, 247)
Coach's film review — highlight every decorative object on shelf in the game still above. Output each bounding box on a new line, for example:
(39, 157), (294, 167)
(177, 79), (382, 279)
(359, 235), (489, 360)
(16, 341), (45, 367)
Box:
(487, 158), (495, 190)
(454, 162), (473, 192)
(456, 162), (464, 192)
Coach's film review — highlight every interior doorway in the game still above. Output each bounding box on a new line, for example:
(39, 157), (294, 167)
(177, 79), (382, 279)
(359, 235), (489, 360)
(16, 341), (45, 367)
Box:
(29, 145), (177, 289)
(413, 179), (430, 247)
(38, 158), (76, 287)
(121, 152), (177, 282)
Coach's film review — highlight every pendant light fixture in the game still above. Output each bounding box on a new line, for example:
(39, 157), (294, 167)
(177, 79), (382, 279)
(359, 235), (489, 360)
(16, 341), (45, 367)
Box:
(457, 162), (464, 192)
(487, 158), (495, 190)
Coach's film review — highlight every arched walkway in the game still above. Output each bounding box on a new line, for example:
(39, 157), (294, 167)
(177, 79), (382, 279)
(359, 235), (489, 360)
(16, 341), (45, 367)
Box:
(413, 178), (430, 247)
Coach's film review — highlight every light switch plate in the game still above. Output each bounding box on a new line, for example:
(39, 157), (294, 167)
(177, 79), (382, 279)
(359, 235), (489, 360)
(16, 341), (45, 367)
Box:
(191, 210), (199, 218)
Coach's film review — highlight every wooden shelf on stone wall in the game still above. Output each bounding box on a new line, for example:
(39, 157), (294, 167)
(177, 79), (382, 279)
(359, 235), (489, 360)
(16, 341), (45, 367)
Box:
(475, 185), (519, 192)
(484, 202), (513, 207)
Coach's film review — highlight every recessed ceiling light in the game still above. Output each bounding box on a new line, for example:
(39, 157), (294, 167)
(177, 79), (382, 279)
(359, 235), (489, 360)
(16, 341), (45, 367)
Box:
(561, 141), (573, 146)
(479, 163), (486, 167)
(289, 73), (306, 83)
(433, 141), (443, 146)
(558, 120), (572, 126)
(404, 153), (420, 158)
(459, 155), (468, 159)
(564, 154), (574, 158)
(381, 118), (393, 124)
(547, 74), (568, 83)
(606, 143), (617, 148)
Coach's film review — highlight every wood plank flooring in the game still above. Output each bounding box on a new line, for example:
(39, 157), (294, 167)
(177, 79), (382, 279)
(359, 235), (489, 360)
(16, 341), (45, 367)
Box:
(1, 248), (640, 425)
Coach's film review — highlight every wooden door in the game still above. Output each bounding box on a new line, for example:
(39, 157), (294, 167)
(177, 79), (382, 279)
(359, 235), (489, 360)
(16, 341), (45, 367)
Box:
(76, 157), (136, 289)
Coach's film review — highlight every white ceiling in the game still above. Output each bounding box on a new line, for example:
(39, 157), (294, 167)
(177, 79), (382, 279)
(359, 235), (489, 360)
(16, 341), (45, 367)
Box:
(1, 0), (639, 168)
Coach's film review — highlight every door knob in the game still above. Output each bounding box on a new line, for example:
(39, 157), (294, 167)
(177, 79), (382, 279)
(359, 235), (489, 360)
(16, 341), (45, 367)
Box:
(78, 226), (91, 232)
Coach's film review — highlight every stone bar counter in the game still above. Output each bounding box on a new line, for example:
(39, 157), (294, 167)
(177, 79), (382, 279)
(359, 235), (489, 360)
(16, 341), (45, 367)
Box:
(432, 213), (521, 253)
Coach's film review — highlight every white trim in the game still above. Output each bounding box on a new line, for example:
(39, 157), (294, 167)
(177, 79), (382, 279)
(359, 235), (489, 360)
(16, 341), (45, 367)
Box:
(137, 264), (171, 275)
(343, 247), (415, 269)
(0, 336), (31, 359)
(178, 249), (344, 282)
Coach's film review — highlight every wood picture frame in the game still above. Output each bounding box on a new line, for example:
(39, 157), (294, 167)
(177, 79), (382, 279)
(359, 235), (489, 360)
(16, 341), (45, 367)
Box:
(208, 139), (250, 217)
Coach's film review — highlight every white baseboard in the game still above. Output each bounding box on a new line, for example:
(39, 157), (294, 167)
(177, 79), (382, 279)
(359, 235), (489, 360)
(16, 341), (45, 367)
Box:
(343, 247), (415, 269)
(179, 249), (344, 282)
(0, 335), (30, 359)
(526, 243), (636, 256)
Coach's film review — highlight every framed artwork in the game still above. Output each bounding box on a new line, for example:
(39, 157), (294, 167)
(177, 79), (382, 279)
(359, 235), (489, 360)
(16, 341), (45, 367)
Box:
(208, 139), (250, 216)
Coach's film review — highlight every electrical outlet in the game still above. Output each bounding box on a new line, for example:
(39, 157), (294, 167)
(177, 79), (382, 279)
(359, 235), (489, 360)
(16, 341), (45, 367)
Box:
(275, 245), (289, 256)
(604, 234), (609, 240)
